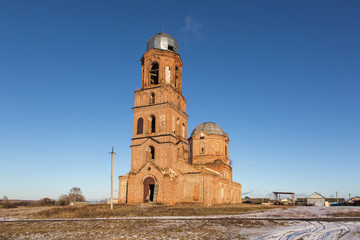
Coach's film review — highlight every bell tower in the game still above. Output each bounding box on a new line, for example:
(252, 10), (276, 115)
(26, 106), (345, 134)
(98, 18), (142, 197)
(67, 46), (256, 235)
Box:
(131, 33), (188, 172)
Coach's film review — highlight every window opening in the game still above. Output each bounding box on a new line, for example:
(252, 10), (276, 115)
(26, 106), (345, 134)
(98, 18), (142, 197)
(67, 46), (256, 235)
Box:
(225, 145), (227, 156)
(149, 146), (155, 159)
(137, 117), (143, 134)
(149, 62), (159, 84)
(176, 118), (180, 136)
(168, 45), (174, 51)
(150, 93), (155, 104)
(175, 66), (179, 88)
(151, 115), (156, 133)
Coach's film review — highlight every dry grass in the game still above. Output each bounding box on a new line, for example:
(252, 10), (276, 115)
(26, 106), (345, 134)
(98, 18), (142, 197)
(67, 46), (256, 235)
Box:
(0, 204), (290, 239)
(0, 206), (53, 220)
(30, 203), (288, 219)
(331, 211), (360, 217)
(0, 219), (285, 239)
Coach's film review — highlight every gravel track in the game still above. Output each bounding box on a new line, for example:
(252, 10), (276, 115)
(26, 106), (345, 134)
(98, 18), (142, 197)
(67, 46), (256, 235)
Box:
(259, 221), (355, 240)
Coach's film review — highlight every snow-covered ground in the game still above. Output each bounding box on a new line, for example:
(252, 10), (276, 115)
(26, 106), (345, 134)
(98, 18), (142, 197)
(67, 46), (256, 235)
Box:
(240, 206), (360, 239)
(258, 221), (358, 240)
(241, 206), (360, 218)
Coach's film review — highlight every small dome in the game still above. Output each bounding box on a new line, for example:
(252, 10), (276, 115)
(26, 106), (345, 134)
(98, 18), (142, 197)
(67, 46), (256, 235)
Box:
(190, 122), (226, 137)
(146, 33), (179, 54)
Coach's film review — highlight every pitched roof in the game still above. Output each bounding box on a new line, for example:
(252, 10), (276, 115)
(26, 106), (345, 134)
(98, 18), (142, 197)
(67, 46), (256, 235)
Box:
(307, 192), (326, 199)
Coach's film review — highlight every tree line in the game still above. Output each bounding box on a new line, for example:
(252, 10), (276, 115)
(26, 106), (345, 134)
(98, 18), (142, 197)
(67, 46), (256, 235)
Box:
(1, 187), (86, 208)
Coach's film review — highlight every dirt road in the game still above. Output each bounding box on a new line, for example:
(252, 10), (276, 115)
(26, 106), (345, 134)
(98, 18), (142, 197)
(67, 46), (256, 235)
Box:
(260, 221), (356, 240)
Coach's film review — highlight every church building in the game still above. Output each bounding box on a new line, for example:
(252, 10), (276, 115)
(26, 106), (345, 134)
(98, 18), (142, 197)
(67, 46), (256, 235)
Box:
(118, 33), (242, 205)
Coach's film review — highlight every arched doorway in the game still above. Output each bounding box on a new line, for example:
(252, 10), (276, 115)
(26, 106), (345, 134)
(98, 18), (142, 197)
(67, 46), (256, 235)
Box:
(143, 177), (155, 203)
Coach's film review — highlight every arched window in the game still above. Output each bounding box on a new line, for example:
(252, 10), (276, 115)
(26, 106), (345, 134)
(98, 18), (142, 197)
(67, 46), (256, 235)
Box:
(151, 115), (156, 133)
(150, 92), (155, 104)
(200, 142), (205, 154)
(150, 146), (155, 159)
(225, 145), (227, 156)
(137, 117), (143, 134)
(149, 62), (159, 85)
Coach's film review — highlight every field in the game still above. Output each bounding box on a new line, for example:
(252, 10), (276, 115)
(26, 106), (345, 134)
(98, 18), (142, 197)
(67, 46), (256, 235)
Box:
(35, 204), (286, 219)
(0, 203), (286, 219)
(1, 204), (360, 239)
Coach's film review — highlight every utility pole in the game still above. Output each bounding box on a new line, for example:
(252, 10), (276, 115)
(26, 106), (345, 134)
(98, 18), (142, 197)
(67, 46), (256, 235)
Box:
(109, 147), (116, 210)
(336, 191), (338, 203)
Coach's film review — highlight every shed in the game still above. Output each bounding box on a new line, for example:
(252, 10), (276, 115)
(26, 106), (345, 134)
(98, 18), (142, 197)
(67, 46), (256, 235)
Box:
(307, 192), (326, 207)
(343, 196), (360, 206)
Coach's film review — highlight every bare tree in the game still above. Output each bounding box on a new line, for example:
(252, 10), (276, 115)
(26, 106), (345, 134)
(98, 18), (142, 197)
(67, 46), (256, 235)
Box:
(1, 195), (9, 206)
(57, 194), (69, 206)
(69, 187), (85, 202)
(57, 187), (86, 206)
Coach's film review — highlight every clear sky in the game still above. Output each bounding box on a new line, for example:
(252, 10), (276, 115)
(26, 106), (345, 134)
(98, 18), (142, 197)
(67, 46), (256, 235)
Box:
(0, 0), (359, 201)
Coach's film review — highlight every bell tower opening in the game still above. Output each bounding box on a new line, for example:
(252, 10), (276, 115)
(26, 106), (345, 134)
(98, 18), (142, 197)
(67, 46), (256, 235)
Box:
(149, 62), (159, 85)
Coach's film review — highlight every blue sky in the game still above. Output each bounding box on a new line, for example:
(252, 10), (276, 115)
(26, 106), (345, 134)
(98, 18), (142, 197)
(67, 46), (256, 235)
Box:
(0, 0), (359, 200)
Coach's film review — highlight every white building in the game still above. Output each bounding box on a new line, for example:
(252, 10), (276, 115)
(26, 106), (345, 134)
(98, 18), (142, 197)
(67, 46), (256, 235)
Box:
(307, 192), (326, 207)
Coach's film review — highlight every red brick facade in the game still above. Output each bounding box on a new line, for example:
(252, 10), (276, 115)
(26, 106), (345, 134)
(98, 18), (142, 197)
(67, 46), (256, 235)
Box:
(118, 34), (241, 205)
